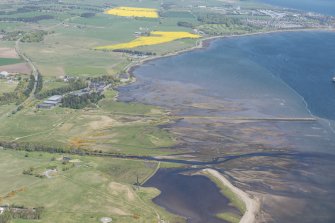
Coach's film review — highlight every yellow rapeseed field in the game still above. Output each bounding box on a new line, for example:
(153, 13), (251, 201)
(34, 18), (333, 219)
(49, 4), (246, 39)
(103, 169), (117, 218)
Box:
(105, 7), (159, 18)
(95, 31), (201, 50)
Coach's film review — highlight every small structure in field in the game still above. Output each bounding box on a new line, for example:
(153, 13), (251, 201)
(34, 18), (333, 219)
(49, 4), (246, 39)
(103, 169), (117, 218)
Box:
(62, 156), (72, 161)
(37, 95), (62, 109)
(100, 217), (112, 223)
(0, 207), (5, 214)
(44, 169), (58, 178)
(0, 71), (9, 78)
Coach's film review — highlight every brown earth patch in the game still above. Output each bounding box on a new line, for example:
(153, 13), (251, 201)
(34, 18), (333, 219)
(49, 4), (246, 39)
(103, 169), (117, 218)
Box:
(0, 63), (31, 74)
(0, 47), (19, 58)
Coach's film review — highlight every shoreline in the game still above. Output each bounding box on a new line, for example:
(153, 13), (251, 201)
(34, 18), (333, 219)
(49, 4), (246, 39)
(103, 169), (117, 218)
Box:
(124, 27), (335, 79)
(200, 169), (260, 223)
(119, 27), (335, 223)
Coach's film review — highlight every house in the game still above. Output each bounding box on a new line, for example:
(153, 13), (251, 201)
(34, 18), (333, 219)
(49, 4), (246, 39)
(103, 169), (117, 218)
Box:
(37, 95), (63, 109)
(37, 103), (54, 109)
(0, 207), (5, 215)
(48, 95), (62, 103)
(0, 71), (9, 78)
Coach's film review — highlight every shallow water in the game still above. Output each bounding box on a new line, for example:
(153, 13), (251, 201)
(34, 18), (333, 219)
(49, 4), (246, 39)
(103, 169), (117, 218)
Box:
(144, 169), (240, 223)
(119, 31), (335, 222)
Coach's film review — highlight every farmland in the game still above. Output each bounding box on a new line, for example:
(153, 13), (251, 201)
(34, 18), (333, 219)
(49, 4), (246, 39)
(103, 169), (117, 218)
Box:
(0, 58), (22, 66)
(95, 31), (201, 50)
(105, 7), (159, 18)
(0, 0), (334, 222)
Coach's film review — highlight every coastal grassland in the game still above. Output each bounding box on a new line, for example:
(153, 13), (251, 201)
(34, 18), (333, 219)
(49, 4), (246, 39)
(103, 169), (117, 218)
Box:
(0, 149), (184, 223)
(0, 91), (177, 156)
(105, 7), (159, 18)
(94, 31), (201, 50)
(0, 58), (22, 66)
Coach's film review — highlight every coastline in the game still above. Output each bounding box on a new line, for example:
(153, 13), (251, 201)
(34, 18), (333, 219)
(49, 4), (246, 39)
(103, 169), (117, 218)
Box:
(200, 169), (260, 223)
(119, 27), (335, 223)
(124, 27), (335, 80)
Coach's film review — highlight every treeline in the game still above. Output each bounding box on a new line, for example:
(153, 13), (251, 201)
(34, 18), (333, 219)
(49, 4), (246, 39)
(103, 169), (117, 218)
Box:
(0, 205), (44, 223)
(197, 13), (242, 26)
(0, 6), (40, 15)
(113, 49), (156, 56)
(35, 73), (43, 94)
(88, 75), (115, 84)
(0, 92), (18, 105)
(80, 12), (96, 18)
(1, 30), (52, 42)
(177, 21), (194, 28)
(0, 15), (54, 23)
(61, 92), (104, 109)
(1, 31), (25, 41)
(0, 75), (34, 105)
(23, 75), (35, 97)
(36, 79), (87, 99)
(22, 167), (45, 178)
(0, 141), (76, 154)
(21, 30), (51, 43)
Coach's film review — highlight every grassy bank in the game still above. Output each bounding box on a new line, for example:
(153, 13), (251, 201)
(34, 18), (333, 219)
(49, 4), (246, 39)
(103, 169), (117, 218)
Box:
(200, 170), (246, 223)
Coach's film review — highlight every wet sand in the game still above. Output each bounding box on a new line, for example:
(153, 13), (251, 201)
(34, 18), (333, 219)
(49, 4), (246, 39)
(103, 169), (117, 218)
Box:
(119, 31), (335, 222)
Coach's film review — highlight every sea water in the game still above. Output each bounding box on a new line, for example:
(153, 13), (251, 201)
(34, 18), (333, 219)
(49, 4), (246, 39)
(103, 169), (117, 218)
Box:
(119, 31), (335, 222)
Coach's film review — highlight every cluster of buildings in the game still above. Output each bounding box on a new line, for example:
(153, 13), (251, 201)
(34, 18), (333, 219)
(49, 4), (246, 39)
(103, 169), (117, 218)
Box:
(70, 81), (109, 97)
(37, 95), (62, 109)
(36, 81), (109, 109)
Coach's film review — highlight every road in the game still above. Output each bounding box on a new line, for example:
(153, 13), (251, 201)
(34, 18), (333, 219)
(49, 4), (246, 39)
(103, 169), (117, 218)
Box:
(0, 37), (39, 120)
(13, 37), (39, 108)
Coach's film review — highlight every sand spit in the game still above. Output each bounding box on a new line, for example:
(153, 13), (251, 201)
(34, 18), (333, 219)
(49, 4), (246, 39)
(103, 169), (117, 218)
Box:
(201, 168), (260, 223)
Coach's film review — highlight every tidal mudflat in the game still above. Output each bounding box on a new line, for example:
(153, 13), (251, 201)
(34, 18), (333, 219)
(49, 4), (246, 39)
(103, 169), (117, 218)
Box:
(119, 31), (335, 222)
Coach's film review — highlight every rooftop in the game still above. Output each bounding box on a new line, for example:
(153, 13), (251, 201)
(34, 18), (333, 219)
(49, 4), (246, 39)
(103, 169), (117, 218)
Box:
(48, 95), (62, 101)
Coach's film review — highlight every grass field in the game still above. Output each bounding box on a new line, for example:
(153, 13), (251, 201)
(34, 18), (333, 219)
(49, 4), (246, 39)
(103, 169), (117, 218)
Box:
(0, 79), (18, 95)
(7, 0), (203, 78)
(0, 90), (177, 156)
(0, 58), (22, 66)
(0, 149), (184, 223)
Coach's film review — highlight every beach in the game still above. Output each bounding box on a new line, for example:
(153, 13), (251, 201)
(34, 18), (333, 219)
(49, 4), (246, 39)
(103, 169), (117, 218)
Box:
(201, 169), (260, 223)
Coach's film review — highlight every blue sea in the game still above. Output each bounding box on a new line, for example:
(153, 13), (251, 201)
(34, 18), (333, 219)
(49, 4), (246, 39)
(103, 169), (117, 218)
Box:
(134, 32), (335, 123)
(120, 31), (335, 222)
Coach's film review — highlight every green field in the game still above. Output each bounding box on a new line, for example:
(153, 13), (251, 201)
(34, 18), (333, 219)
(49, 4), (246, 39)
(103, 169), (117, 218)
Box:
(0, 58), (22, 66)
(0, 149), (184, 223)
(0, 0), (324, 222)
(0, 89), (176, 156)
(0, 80), (18, 95)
